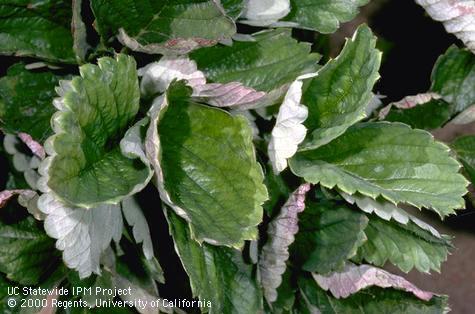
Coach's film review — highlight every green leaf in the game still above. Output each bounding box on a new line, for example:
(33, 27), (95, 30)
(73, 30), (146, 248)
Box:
(383, 98), (452, 130)
(167, 210), (262, 314)
(91, 0), (236, 54)
(355, 216), (452, 273)
(301, 24), (381, 150)
(290, 122), (468, 217)
(0, 0), (75, 63)
(431, 45), (475, 113)
(283, 0), (370, 33)
(72, 0), (91, 62)
(146, 82), (267, 247)
(43, 54), (152, 208)
(296, 274), (449, 314)
(292, 201), (368, 274)
(0, 217), (60, 285)
(451, 135), (475, 184)
(221, 0), (245, 19)
(0, 64), (64, 142)
(191, 29), (320, 93)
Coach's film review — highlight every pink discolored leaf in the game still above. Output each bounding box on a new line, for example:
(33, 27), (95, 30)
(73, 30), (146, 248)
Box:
(259, 183), (311, 303)
(18, 132), (46, 159)
(379, 92), (442, 119)
(0, 189), (31, 208)
(313, 263), (436, 301)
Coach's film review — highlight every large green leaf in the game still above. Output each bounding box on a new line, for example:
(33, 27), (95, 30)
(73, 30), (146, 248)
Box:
(191, 29), (320, 93)
(146, 82), (267, 247)
(292, 201), (368, 274)
(451, 135), (475, 184)
(290, 122), (468, 217)
(283, 0), (370, 34)
(0, 217), (60, 285)
(91, 0), (236, 54)
(42, 54), (151, 208)
(167, 210), (262, 314)
(431, 46), (475, 113)
(355, 216), (452, 273)
(296, 275), (449, 314)
(0, 64), (64, 142)
(0, 0), (75, 63)
(300, 25), (381, 150)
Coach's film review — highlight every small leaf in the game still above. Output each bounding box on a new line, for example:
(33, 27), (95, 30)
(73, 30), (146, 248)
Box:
(241, 0), (291, 26)
(356, 215), (452, 273)
(0, 63), (65, 143)
(451, 135), (475, 184)
(282, 0), (370, 33)
(42, 54), (152, 208)
(91, 0), (236, 54)
(290, 122), (468, 217)
(0, 0), (75, 62)
(37, 193), (123, 278)
(292, 201), (368, 274)
(121, 196), (154, 260)
(415, 1), (475, 53)
(146, 82), (267, 247)
(300, 25), (381, 150)
(72, 0), (91, 62)
(431, 45), (475, 113)
(297, 274), (449, 314)
(313, 263), (435, 301)
(191, 29), (320, 93)
(268, 73), (317, 173)
(259, 183), (311, 303)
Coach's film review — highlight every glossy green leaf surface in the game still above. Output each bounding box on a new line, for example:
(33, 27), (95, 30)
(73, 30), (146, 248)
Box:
(0, 0), (75, 62)
(91, 0), (236, 54)
(301, 25), (381, 150)
(43, 54), (151, 207)
(167, 211), (262, 314)
(290, 122), (468, 217)
(191, 29), (320, 92)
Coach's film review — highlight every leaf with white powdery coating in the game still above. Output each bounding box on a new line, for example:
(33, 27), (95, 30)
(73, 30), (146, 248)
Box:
(300, 24), (381, 151)
(167, 210), (262, 314)
(42, 54), (151, 208)
(283, 0), (370, 33)
(259, 183), (311, 303)
(191, 29), (320, 93)
(37, 193), (123, 278)
(290, 122), (468, 217)
(355, 215), (452, 273)
(146, 81), (267, 247)
(91, 0), (236, 54)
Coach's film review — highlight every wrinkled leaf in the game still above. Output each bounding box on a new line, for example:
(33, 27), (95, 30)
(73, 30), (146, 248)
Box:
(146, 82), (267, 247)
(0, 0), (75, 62)
(37, 193), (123, 278)
(290, 122), (468, 217)
(42, 54), (151, 208)
(292, 201), (368, 274)
(356, 216), (452, 273)
(313, 263), (435, 301)
(91, 0), (236, 54)
(167, 210), (262, 314)
(0, 63), (64, 142)
(300, 25), (381, 150)
(259, 183), (311, 303)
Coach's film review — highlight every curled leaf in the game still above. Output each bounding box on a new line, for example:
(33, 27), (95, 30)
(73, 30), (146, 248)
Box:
(259, 183), (311, 303)
(415, 0), (475, 53)
(268, 73), (317, 173)
(17, 132), (45, 160)
(379, 93), (443, 119)
(313, 263), (435, 301)
(242, 0), (291, 26)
